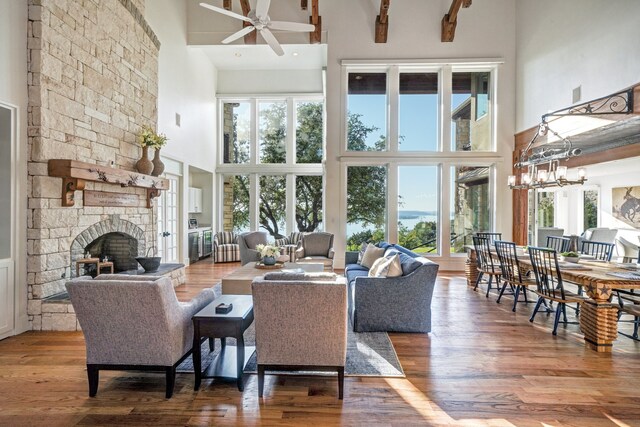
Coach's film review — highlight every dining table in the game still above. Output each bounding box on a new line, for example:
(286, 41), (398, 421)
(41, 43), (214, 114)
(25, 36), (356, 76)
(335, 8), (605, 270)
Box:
(465, 245), (640, 352)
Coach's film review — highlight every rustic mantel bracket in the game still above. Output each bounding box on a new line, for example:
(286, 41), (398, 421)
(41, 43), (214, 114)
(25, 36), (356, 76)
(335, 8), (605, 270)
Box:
(62, 178), (86, 207)
(48, 159), (169, 208)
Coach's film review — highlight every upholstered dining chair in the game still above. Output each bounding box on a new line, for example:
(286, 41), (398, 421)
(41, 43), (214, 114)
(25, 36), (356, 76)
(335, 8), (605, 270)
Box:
(252, 273), (347, 399)
(238, 231), (269, 265)
(295, 232), (335, 270)
(528, 247), (587, 335)
(494, 240), (534, 311)
(66, 275), (215, 398)
(472, 235), (501, 298)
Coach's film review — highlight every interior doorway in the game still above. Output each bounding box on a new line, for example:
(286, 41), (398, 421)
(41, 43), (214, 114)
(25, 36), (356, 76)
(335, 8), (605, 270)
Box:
(157, 173), (180, 263)
(0, 104), (15, 339)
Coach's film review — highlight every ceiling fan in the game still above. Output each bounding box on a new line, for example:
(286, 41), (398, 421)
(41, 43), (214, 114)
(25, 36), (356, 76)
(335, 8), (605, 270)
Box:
(199, 0), (315, 56)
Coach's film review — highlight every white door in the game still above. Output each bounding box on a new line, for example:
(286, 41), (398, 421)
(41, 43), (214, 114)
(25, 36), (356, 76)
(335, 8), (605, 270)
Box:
(0, 105), (15, 339)
(157, 174), (179, 263)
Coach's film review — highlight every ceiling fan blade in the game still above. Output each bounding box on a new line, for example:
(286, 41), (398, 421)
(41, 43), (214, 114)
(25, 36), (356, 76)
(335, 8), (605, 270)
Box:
(222, 26), (256, 44)
(255, 0), (271, 19)
(260, 28), (284, 56)
(199, 2), (251, 22)
(269, 21), (315, 32)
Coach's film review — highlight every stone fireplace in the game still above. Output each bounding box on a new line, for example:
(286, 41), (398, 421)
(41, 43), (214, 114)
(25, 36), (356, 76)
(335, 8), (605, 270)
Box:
(71, 217), (146, 276)
(26, 0), (160, 330)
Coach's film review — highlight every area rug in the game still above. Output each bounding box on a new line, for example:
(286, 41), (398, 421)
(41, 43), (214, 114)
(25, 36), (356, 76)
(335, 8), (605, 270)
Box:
(178, 284), (404, 378)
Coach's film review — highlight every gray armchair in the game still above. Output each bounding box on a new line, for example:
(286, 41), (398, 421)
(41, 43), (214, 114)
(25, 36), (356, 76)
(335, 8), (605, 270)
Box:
(295, 232), (335, 270)
(536, 227), (564, 247)
(66, 275), (215, 398)
(252, 273), (347, 399)
(238, 231), (269, 265)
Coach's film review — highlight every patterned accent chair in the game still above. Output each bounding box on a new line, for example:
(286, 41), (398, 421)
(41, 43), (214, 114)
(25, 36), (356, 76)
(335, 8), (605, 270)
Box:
(274, 232), (305, 262)
(295, 232), (335, 270)
(238, 231), (269, 265)
(66, 274), (215, 398)
(252, 272), (347, 399)
(214, 231), (240, 263)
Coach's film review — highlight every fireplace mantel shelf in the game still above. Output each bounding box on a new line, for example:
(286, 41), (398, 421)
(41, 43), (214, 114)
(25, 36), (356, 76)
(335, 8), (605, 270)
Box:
(48, 159), (169, 208)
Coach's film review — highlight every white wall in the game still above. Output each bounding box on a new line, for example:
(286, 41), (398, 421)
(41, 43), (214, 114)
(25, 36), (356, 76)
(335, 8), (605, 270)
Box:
(0, 0), (29, 337)
(146, 0), (218, 264)
(217, 69), (323, 94)
(515, 0), (640, 131)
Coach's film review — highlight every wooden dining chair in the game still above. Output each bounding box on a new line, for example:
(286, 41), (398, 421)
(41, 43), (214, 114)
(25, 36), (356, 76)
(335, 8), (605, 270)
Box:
(615, 290), (640, 341)
(546, 236), (571, 253)
(528, 246), (586, 335)
(472, 235), (501, 298)
(475, 232), (502, 244)
(494, 240), (534, 312)
(581, 241), (615, 261)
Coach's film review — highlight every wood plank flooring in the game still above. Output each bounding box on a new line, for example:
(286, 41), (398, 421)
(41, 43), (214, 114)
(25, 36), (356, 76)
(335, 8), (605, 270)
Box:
(1, 259), (640, 426)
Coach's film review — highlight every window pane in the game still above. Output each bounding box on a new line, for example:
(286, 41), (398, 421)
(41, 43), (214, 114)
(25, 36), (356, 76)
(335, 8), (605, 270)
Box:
(584, 190), (598, 229)
(347, 73), (387, 151)
(222, 175), (250, 234)
(222, 102), (250, 164)
(537, 192), (555, 228)
(259, 101), (286, 163)
(296, 101), (323, 163)
(259, 175), (286, 238)
(399, 73), (438, 151)
(451, 71), (491, 151)
(399, 166), (439, 254)
(296, 175), (323, 232)
(346, 166), (387, 250)
(450, 166), (491, 253)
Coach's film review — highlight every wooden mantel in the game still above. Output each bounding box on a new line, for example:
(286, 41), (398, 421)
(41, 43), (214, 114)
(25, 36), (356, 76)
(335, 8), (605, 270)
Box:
(48, 159), (169, 208)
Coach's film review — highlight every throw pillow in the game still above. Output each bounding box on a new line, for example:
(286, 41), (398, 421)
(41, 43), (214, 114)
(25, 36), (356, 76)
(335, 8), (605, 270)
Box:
(357, 242), (368, 264)
(360, 243), (385, 269)
(368, 254), (402, 278)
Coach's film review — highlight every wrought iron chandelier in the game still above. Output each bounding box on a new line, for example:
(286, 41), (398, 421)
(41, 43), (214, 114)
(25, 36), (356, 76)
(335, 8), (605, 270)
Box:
(508, 87), (634, 190)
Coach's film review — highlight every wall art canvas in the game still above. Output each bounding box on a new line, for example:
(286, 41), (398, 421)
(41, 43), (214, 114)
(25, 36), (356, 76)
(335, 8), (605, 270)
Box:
(612, 186), (640, 228)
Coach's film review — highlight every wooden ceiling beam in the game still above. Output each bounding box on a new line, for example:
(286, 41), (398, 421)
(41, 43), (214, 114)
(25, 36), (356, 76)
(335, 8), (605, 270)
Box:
(442, 0), (470, 42)
(301, 0), (308, 10)
(223, 0), (231, 10)
(239, 0), (256, 44)
(309, 0), (321, 44)
(375, 0), (391, 43)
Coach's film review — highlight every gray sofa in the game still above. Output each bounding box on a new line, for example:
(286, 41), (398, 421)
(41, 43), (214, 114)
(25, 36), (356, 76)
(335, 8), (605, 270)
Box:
(344, 243), (439, 333)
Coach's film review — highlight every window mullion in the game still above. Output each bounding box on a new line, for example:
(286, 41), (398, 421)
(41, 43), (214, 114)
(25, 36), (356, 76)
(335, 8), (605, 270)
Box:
(441, 66), (452, 153)
(286, 174), (295, 235)
(250, 173), (259, 231)
(388, 66), (399, 152)
(251, 99), (258, 166)
(287, 97), (295, 164)
(388, 163), (398, 243)
(440, 162), (451, 256)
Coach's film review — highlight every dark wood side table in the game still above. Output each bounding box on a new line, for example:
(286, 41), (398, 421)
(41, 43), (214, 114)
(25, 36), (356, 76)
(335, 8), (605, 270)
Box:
(192, 295), (255, 391)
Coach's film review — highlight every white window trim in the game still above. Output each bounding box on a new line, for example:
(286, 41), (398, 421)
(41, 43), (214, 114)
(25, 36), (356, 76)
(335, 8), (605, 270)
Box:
(216, 95), (326, 235)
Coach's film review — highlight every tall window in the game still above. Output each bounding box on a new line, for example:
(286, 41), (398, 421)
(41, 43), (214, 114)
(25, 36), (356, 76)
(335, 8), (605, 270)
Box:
(343, 63), (497, 257)
(346, 166), (387, 250)
(218, 97), (324, 238)
(583, 189), (598, 229)
(450, 166), (491, 253)
(399, 166), (439, 253)
(347, 73), (387, 151)
(399, 73), (439, 151)
(451, 71), (492, 151)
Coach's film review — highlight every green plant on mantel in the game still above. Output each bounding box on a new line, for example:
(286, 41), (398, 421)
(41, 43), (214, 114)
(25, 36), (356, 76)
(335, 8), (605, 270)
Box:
(137, 125), (168, 149)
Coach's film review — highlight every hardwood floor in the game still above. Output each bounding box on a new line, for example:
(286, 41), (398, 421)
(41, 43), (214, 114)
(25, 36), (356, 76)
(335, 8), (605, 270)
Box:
(1, 259), (640, 426)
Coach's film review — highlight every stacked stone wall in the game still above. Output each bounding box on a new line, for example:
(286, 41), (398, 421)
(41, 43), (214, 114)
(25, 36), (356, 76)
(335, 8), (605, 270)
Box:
(26, 0), (159, 330)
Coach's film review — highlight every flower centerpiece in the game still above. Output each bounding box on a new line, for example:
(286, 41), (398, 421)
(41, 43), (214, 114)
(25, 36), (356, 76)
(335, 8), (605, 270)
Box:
(560, 251), (580, 263)
(255, 244), (281, 266)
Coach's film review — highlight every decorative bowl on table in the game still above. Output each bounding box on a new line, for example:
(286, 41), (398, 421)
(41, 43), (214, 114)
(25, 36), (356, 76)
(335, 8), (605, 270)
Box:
(560, 252), (580, 263)
(136, 256), (161, 272)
